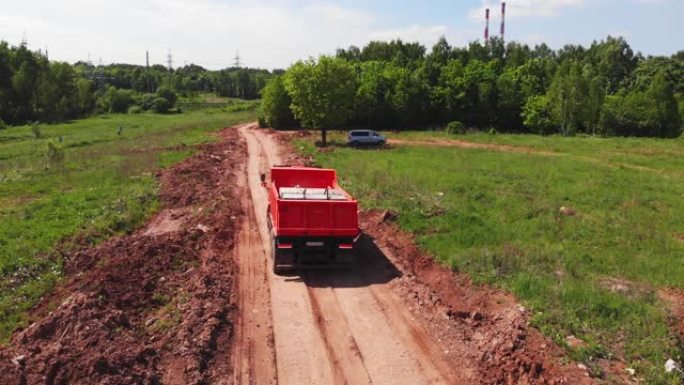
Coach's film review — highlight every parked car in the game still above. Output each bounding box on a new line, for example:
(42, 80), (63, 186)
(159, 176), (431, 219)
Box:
(347, 130), (386, 146)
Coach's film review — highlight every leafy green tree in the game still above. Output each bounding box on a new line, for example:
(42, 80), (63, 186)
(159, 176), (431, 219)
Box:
(75, 78), (95, 114)
(547, 60), (589, 135)
(261, 76), (296, 129)
(354, 61), (393, 127)
(522, 95), (554, 134)
(385, 65), (430, 127)
(496, 67), (525, 131)
(586, 36), (637, 93)
(583, 68), (607, 135)
(648, 70), (681, 137)
(462, 59), (498, 127)
(433, 60), (466, 122)
(630, 57), (684, 95)
(599, 73), (680, 138)
(361, 40), (425, 67)
(284, 56), (356, 146)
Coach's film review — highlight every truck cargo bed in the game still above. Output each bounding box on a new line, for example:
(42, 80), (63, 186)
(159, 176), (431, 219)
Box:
(267, 166), (360, 273)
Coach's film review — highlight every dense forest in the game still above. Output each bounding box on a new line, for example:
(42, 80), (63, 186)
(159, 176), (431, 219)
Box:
(0, 41), (273, 126)
(261, 36), (684, 139)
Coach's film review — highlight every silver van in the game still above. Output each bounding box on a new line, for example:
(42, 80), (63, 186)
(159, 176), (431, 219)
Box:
(347, 130), (386, 146)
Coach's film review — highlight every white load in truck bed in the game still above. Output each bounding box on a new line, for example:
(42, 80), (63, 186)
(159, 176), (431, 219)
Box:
(279, 187), (348, 201)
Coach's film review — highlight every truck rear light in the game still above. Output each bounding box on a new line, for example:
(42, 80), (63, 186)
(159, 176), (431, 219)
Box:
(338, 244), (353, 249)
(277, 243), (293, 249)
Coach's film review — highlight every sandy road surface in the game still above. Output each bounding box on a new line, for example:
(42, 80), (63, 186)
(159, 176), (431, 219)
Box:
(233, 124), (461, 385)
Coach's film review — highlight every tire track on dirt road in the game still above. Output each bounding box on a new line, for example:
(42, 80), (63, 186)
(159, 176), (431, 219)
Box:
(237, 124), (462, 385)
(241, 124), (336, 385)
(232, 124), (278, 385)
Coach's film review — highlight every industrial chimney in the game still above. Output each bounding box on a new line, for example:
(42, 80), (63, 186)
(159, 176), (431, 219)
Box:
(500, 2), (506, 42)
(484, 8), (490, 42)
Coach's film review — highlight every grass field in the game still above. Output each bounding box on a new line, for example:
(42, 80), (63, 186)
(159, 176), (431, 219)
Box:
(0, 107), (256, 341)
(296, 130), (684, 384)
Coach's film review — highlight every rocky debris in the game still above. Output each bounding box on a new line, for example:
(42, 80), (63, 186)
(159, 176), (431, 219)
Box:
(0, 128), (246, 385)
(566, 335), (588, 349)
(559, 206), (577, 216)
(10, 355), (25, 367)
(665, 358), (682, 374)
(381, 209), (399, 223)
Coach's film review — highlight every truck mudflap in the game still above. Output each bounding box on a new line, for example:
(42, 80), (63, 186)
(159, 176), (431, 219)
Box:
(272, 236), (356, 275)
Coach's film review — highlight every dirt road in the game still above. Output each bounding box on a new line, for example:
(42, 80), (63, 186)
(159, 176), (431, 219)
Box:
(234, 125), (460, 384)
(0, 123), (594, 385)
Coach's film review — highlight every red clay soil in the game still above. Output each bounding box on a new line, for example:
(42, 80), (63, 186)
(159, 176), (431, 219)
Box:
(359, 210), (593, 385)
(660, 288), (684, 341)
(0, 128), (246, 385)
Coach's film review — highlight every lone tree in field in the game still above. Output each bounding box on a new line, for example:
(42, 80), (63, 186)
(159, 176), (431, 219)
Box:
(284, 56), (356, 147)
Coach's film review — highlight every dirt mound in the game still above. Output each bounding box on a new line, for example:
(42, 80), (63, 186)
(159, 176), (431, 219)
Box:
(361, 209), (594, 385)
(660, 288), (684, 341)
(0, 128), (246, 385)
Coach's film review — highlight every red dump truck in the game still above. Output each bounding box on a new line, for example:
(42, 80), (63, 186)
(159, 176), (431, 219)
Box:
(266, 166), (359, 274)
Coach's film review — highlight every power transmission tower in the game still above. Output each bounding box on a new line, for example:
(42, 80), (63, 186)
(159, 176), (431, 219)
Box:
(233, 51), (241, 68)
(167, 49), (174, 71)
(146, 50), (151, 93)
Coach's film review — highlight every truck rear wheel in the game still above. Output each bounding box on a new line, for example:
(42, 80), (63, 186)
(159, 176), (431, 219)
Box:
(272, 240), (291, 275)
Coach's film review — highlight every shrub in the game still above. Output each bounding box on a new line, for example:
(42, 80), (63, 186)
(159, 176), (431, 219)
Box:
(445, 121), (466, 135)
(128, 105), (143, 114)
(488, 127), (498, 135)
(97, 86), (136, 114)
(139, 94), (157, 110)
(31, 122), (42, 138)
(156, 86), (178, 105)
(152, 97), (172, 113)
(45, 139), (64, 167)
(0, 119), (6, 130)
(258, 115), (267, 128)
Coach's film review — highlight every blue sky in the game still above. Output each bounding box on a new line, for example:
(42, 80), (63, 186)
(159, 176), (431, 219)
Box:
(0, 0), (681, 69)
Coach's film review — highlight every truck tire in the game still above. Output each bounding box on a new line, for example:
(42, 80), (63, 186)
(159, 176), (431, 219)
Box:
(273, 261), (285, 275)
(272, 240), (288, 275)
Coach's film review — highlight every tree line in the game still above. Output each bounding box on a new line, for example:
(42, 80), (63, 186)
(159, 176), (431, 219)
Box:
(0, 41), (275, 127)
(261, 36), (684, 142)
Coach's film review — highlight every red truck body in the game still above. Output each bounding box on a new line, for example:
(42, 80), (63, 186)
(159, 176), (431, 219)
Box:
(267, 166), (359, 273)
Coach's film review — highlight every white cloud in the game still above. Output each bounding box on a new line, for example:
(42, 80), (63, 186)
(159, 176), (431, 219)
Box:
(0, 0), (475, 70)
(469, 0), (585, 19)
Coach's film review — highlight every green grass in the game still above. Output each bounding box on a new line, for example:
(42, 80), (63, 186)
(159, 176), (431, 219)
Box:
(297, 130), (684, 384)
(0, 107), (256, 341)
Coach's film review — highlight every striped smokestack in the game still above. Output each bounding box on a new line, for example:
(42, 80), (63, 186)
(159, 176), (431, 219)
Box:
(485, 8), (490, 42)
(500, 2), (506, 42)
